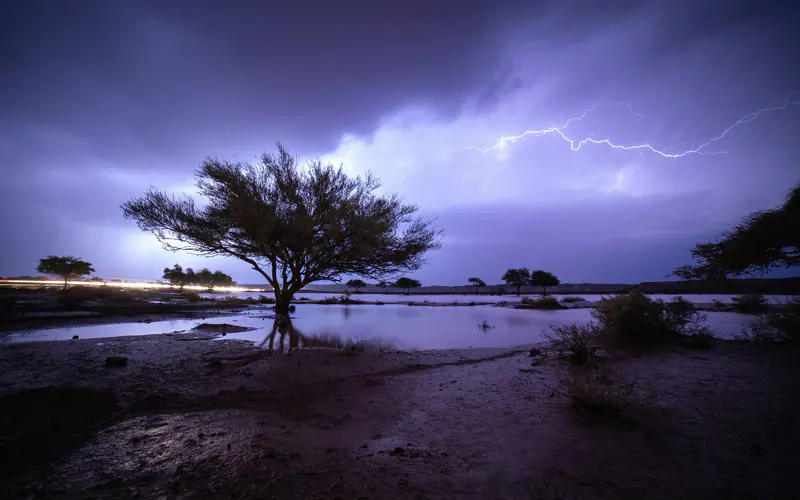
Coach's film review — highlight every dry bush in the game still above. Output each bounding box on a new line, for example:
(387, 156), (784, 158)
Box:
(560, 296), (585, 303)
(731, 293), (769, 314)
(592, 291), (709, 343)
(517, 297), (565, 310)
(736, 297), (800, 342)
(544, 322), (600, 365)
(559, 366), (639, 418)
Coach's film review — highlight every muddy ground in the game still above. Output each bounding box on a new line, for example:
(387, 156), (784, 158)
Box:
(0, 332), (799, 499)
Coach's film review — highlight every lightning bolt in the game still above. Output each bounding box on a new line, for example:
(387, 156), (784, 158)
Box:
(468, 91), (800, 158)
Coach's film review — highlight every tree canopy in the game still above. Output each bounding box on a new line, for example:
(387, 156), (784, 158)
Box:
(122, 144), (440, 313)
(346, 279), (367, 291)
(37, 256), (95, 288)
(674, 183), (800, 280)
(394, 277), (421, 295)
(377, 280), (390, 292)
(162, 264), (234, 289)
(502, 268), (530, 295)
(468, 277), (486, 295)
(529, 270), (559, 296)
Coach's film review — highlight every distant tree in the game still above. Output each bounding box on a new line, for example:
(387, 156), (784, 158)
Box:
(529, 270), (560, 296)
(211, 270), (235, 287)
(502, 268), (530, 296)
(674, 183), (800, 279)
(194, 268), (215, 289)
(394, 277), (421, 295)
(36, 256), (95, 289)
(346, 279), (367, 292)
(162, 264), (188, 289)
(185, 268), (196, 286)
(468, 277), (486, 295)
(122, 144), (440, 314)
(377, 280), (390, 292)
(90, 276), (104, 282)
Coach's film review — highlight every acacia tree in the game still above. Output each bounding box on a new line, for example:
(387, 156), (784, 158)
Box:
(674, 183), (799, 279)
(37, 256), (95, 289)
(467, 277), (486, 295)
(377, 280), (390, 292)
(212, 270), (234, 287)
(502, 268), (530, 296)
(122, 144), (441, 313)
(163, 264), (188, 289)
(346, 279), (366, 292)
(529, 270), (559, 296)
(394, 277), (421, 295)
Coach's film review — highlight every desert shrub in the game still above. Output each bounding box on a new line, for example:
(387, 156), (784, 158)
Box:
(560, 296), (584, 303)
(712, 298), (727, 310)
(592, 291), (708, 342)
(731, 293), (768, 314)
(182, 290), (202, 302)
(544, 322), (600, 365)
(478, 320), (494, 331)
(559, 366), (637, 418)
(736, 297), (800, 342)
(517, 297), (565, 310)
(319, 296), (340, 304)
(57, 286), (144, 306)
(257, 295), (275, 304)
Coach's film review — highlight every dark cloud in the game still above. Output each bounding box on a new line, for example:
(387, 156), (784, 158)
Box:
(0, 0), (798, 282)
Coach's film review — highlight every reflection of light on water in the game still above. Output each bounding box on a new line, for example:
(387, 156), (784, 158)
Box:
(0, 279), (265, 293)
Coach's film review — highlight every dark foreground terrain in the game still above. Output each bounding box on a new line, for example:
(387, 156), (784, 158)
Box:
(1, 332), (799, 499)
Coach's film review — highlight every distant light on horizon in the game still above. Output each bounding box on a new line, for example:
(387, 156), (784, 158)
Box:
(0, 279), (266, 293)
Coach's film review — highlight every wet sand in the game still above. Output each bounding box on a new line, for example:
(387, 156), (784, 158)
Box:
(1, 333), (798, 499)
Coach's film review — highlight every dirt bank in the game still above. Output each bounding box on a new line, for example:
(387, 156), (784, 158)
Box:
(1, 333), (798, 499)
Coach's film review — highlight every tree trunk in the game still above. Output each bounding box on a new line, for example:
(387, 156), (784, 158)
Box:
(542, 286), (547, 296)
(475, 286), (479, 296)
(516, 285), (521, 296)
(63, 278), (68, 290)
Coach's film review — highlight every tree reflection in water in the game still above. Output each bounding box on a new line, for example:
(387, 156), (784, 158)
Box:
(258, 314), (350, 353)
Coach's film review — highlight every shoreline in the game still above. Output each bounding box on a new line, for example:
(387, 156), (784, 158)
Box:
(1, 331), (797, 498)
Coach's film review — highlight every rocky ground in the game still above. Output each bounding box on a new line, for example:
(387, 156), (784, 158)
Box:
(0, 331), (798, 499)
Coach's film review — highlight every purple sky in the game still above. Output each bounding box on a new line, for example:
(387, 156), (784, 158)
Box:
(1, 0), (799, 285)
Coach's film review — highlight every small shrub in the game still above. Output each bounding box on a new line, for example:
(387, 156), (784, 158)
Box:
(478, 320), (495, 331)
(712, 298), (727, 310)
(182, 290), (202, 302)
(560, 366), (637, 418)
(257, 295), (275, 304)
(560, 296), (584, 303)
(544, 322), (600, 365)
(592, 291), (707, 343)
(736, 297), (800, 342)
(731, 294), (768, 314)
(517, 297), (565, 310)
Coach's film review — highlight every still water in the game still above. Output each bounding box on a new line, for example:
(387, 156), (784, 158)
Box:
(4, 304), (754, 349)
(203, 292), (793, 304)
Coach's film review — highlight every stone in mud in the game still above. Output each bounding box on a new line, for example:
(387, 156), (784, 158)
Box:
(72, 335), (79, 340)
(105, 356), (128, 367)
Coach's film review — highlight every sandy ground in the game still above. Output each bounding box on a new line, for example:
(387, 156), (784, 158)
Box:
(1, 332), (799, 499)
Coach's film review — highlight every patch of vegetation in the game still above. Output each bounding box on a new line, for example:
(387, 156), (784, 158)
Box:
(735, 297), (799, 342)
(559, 366), (639, 419)
(712, 298), (728, 310)
(516, 296), (566, 310)
(478, 320), (495, 331)
(181, 290), (202, 302)
(257, 295), (275, 304)
(56, 286), (146, 306)
(560, 296), (585, 303)
(544, 322), (601, 365)
(731, 293), (768, 314)
(591, 291), (709, 343)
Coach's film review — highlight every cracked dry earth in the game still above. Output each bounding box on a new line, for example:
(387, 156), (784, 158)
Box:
(0, 333), (798, 499)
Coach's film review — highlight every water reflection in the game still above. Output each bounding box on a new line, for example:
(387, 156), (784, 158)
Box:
(6, 304), (757, 348)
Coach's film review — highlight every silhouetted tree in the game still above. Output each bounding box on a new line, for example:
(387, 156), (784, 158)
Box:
(468, 277), (486, 295)
(194, 268), (215, 289)
(163, 264), (188, 289)
(674, 183), (800, 279)
(377, 280), (390, 292)
(37, 256), (95, 289)
(346, 279), (366, 292)
(122, 144), (440, 314)
(529, 270), (560, 296)
(212, 270), (234, 287)
(502, 268), (530, 296)
(185, 268), (196, 286)
(394, 277), (421, 295)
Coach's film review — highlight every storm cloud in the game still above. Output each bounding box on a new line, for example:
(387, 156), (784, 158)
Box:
(1, 0), (798, 283)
